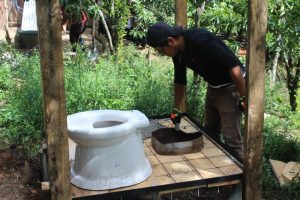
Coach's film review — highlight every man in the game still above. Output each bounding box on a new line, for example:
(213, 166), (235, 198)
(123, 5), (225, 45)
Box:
(60, 1), (88, 52)
(146, 22), (246, 161)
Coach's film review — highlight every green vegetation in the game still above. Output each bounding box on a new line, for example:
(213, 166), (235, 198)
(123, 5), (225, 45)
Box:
(0, 41), (299, 198)
(0, 0), (299, 198)
(1, 41), (299, 197)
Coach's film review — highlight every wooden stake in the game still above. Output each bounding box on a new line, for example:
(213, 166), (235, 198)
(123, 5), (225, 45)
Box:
(243, 0), (268, 199)
(175, 0), (187, 27)
(174, 0), (187, 112)
(36, 0), (71, 199)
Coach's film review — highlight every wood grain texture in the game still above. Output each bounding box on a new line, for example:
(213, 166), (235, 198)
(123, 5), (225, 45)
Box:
(269, 159), (287, 186)
(175, 0), (187, 27)
(282, 162), (299, 182)
(69, 118), (242, 198)
(36, 0), (70, 199)
(243, 0), (268, 199)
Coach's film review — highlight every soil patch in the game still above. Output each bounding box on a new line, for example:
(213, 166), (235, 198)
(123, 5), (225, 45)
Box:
(0, 146), (49, 200)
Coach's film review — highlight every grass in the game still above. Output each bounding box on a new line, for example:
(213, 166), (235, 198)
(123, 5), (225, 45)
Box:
(0, 42), (299, 198)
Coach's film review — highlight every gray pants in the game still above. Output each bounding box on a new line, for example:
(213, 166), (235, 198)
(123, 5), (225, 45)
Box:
(204, 84), (243, 160)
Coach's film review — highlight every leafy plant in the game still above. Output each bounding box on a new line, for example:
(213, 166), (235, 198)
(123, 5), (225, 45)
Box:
(194, 0), (247, 39)
(267, 0), (300, 111)
(129, 0), (174, 41)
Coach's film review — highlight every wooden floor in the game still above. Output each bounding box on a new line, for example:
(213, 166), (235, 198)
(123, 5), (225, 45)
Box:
(70, 117), (242, 199)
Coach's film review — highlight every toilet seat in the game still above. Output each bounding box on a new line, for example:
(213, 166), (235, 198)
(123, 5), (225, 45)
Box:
(68, 110), (149, 145)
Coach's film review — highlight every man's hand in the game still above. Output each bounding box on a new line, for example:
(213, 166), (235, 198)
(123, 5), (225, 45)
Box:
(170, 108), (182, 124)
(170, 108), (183, 131)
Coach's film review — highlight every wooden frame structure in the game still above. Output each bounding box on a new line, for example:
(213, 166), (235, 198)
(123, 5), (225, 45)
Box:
(69, 116), (243, 199)
(36, 0), (267, 199)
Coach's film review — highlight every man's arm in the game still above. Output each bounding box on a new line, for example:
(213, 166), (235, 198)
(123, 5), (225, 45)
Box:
(174, 83), (187, 112)
(229, 66), (245, 97)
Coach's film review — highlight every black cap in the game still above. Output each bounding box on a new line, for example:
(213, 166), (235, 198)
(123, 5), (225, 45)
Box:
(146, 22), (183, 47)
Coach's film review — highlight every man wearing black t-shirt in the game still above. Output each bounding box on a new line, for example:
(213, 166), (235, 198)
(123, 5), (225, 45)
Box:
(146, 22), (246, 161)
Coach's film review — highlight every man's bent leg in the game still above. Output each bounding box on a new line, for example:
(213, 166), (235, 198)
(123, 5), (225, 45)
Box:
(220, 111), (243, 160)
(204, 87), (221, 141)
(214, 85), (243, 161)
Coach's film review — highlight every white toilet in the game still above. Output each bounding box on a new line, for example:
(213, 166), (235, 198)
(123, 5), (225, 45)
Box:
(67, 110), (152, 190)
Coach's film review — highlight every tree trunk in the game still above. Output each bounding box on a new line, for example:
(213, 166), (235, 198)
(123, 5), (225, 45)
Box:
(96, 1), (114, 52)
(195, 0), (206, 28)
(175, 0), (187, 112)
(270, 34), (282, 89)
(4, 0), (11, 44)
(270, 46), (281, 88)
(243, 0), (268, 199)
(97, 10), (114, 52)
(284, 55), (300, 112)
(36, 0), (71, 199)
(175, 0), (187, 27)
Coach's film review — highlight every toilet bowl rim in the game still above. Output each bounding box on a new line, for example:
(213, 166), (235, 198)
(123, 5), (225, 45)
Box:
(67, 109), (148, 140)
(68, 122), (135, 140)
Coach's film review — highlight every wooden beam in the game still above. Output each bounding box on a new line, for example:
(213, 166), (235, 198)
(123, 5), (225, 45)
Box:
(36, 0), (71, 199)
(175, 0), (187, 27)
(243, 0), (268, 199)
(175, 0), (187, 112)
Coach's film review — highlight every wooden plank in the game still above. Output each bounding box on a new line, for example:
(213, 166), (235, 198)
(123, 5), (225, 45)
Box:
(183, 152), (206, 160)
(151, 164), (169, 177)
(179, 117), (199, 133)
(269, 159), (286, 186)
(36, 0), (71, 199)
(189, 158), (215, 170)
(282, 162), (300, 182)
(110, 176), (175, 193)
(158, 185), (207, 195)
(144, 138), (152, 146)
(163, 161), (193, 175)
(219, 164), (243, 176)
(69, 118), (243, 198)
(243, 0), (268, 199)
(71, 186), (108, 199)
(208, 156), (235, 168)
(171, 171), (202, 182)
(203, 140), (215, 148)
(197, 168), (224, 179)
(147, 155), (160, 165)
(201, 148), (225, 157)
(208, 180), (241, 187)
(144, 146), (153, 156)
(156, 154), (184, 163)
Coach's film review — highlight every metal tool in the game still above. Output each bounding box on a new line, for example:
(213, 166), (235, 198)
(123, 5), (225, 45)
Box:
(170, 108), (183, 131)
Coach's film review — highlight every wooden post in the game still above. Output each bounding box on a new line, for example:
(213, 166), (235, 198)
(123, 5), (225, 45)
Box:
(243, 0), (268, 199)
(175, 0), (187, 112)
(175, 0), (187, 27)
(36, 0), (71, 199)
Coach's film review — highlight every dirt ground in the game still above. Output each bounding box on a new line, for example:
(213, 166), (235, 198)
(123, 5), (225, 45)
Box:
(0, 27), (236, 200)
(0, 145), (49, 200)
